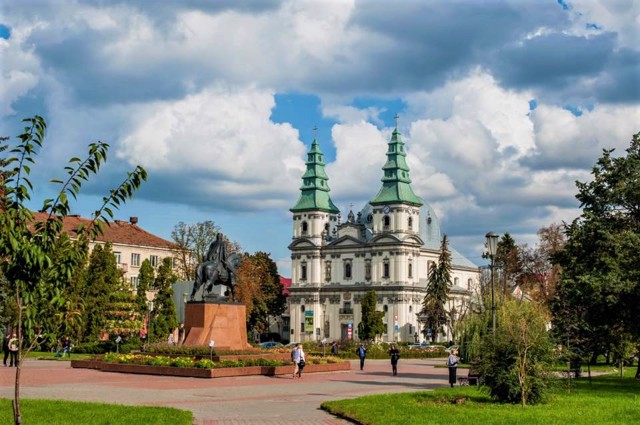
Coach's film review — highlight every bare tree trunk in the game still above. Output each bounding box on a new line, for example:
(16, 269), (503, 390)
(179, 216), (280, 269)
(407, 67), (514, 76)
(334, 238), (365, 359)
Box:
(13, 288), (22, 425)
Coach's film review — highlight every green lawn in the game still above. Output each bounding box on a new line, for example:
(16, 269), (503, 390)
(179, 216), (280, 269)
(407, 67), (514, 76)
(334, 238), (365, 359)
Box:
(24, 351), (94, 361)
(0, 399), (192, 425)
(322, 369), (639, 425)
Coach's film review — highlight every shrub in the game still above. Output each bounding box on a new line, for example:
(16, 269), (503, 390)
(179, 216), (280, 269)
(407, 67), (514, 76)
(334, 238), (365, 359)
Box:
(479, 300), (555, 406)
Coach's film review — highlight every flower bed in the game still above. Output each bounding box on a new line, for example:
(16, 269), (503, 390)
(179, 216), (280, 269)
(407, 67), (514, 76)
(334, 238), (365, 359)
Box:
(71, 353), (350, 378)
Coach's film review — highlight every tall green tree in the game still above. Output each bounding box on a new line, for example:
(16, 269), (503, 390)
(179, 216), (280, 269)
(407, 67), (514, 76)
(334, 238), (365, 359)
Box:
(551, 132), (640, 379)
(495, 233), (522, 296)
(135, 259), (155, 323)
(0, 116), (146, 424)
(358, 290), (385, 341)
(421, 235), (452, 342)
(81, 243), (123, 341)
(149, 257), (179, 342)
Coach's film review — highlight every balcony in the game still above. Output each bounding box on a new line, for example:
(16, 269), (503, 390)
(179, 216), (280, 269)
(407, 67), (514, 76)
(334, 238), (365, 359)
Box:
(339, 308), (353, 315)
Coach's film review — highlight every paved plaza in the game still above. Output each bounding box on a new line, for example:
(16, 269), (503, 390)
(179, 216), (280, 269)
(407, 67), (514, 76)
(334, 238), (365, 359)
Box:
(0, 357), (451, 424)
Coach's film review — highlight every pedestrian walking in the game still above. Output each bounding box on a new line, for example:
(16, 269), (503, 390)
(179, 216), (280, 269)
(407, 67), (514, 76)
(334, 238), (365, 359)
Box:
(389, 343), (400, 376)
(291, 343), (305, 379)
(331, 341), (339, 356)
(447, 348), (459, 387)
(356, 343), (367, 371)
(8, 333), (19, 367)
(2, 333), (10, 366)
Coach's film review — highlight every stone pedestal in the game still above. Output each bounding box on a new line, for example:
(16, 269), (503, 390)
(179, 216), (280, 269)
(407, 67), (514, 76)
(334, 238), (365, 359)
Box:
(184, 302), (251, 350)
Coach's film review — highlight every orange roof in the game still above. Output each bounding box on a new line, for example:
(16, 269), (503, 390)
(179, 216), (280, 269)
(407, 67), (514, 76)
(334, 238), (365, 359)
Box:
(32, 212), (174, 249)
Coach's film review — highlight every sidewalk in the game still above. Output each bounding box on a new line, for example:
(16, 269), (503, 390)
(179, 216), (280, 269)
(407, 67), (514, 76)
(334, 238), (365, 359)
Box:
(0, 358), (451, 424)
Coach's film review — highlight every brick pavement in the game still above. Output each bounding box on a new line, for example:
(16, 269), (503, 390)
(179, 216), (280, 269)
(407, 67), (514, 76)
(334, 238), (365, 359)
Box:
(0, 358), (450, 424)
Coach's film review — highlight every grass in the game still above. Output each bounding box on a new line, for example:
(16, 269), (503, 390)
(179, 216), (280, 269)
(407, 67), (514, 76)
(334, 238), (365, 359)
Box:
(0, 399), (192, 425)
(322, 369), (639, 425)
(24, 351), (94, 361)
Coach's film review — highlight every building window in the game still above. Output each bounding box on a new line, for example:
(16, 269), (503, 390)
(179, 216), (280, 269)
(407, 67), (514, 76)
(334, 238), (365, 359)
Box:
(131, 253), (140, 267)
(340, 302), (352, 314)
(383, 259), (390, 279)
(383, 215), (390, 228)
(344, 260), (352, 280)
(114, 252), (122, 264)
(150, 255), (159, 267)
(468, 278), (473, 290)
(454, 277), (459, 287)
(301, 261), (307, 281)
(408, 260), (413, 278)
(383, 305), (388, 312)
(408, 216), (413, 230)
(325, 261), (332, 281)
(130, 276), (139, 290)
(365, 259), (372, 281)
(301, 221), (308, 235)
(366, 214), (373, 224)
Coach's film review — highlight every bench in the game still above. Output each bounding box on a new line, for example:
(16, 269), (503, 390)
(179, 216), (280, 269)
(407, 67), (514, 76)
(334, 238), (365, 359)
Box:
(458, 368), (480, 386)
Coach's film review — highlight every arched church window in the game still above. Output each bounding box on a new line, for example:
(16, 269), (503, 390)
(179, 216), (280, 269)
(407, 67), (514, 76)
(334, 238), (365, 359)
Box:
(365, 259), (372, 281)
(301, 221), (308, 235)
(408, 216), (413, 230)
(301, 261), (307, 281)
(325, 261), (332, 281)
(383, 305), (388, 312)
(383, 215), (390, 228)
(468, 278), (472, 290)
(408, 261), (413, 278)
(344, 260), (352, 280)
(367, 214), (373, 223)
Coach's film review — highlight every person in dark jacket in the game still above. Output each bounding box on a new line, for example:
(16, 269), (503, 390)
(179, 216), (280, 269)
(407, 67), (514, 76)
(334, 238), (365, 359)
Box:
(389, 344), (400, 376)
(2, 334), (10, 367)
(356, 343), (367, 371)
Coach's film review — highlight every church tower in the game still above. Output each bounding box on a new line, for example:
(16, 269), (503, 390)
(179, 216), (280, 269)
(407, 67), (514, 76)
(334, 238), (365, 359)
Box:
(370, 122), (423, 236)
(290, 134), (339, 286)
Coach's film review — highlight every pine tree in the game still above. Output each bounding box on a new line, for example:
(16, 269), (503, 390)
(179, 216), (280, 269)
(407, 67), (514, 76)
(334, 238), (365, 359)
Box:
(82, 243), (123, 341)
(421, 235), (452, 342)
(149, 257), (178, 342)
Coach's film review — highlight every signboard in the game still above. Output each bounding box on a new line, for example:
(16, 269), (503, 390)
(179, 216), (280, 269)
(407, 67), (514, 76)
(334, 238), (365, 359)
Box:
(347, 322), (353, 340)
(304, 311), (314, 334)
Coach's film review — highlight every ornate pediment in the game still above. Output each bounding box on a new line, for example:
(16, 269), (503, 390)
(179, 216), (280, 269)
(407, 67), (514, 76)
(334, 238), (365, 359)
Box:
(288, 238), (320, 249)
(328, 235), (365, 247)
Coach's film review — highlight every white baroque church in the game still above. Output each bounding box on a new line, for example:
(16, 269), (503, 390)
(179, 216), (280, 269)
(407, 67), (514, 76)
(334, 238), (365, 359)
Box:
(287, 126), (480, 343)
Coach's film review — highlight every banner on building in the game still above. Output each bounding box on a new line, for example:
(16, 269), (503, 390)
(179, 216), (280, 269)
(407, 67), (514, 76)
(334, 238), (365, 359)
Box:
(304, 311), (314, 333)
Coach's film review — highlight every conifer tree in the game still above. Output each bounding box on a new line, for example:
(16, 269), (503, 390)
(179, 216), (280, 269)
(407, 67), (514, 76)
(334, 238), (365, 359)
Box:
(149, 257), (178, 342)
(421, 235), (452, 342)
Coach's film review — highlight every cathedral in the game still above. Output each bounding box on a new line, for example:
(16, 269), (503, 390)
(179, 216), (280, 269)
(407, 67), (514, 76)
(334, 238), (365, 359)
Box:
(287, 126), (480, 343)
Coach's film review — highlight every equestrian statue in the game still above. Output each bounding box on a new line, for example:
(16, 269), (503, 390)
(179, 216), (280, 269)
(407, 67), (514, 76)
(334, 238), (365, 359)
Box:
(190, 233), (242, 301)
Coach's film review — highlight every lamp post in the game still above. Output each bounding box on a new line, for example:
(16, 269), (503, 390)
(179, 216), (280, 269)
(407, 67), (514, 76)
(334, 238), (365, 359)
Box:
(485, 232), (499, 333)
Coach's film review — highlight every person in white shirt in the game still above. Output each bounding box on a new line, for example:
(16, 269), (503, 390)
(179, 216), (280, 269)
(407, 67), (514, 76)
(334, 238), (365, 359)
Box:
(291, 343), (306, 379)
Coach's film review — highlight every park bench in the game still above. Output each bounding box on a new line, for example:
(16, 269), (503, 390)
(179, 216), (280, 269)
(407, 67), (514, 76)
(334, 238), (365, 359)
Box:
(458, 368), (480, 386)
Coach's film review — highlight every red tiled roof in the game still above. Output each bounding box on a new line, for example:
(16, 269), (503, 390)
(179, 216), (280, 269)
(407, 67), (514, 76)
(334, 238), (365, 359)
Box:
(280, 276), (292, 296)
(31, 212), (174, 249)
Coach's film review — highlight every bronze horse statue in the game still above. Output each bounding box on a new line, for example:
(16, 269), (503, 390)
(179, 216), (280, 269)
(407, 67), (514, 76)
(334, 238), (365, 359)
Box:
(190, 233), (242, 301)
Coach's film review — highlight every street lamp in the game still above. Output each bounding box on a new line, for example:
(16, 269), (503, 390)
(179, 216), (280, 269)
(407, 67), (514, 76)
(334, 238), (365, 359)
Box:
(485, 232), (499, 333)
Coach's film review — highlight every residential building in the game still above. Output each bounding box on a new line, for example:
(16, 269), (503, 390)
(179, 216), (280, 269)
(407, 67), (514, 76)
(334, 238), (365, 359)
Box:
(288, 126), (480, 343)
(32, 212), (176, 291)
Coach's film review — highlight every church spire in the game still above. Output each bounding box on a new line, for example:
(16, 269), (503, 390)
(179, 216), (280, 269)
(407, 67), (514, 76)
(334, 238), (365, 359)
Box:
(370, 120), (423, 206)
(290, 132), (339, 213)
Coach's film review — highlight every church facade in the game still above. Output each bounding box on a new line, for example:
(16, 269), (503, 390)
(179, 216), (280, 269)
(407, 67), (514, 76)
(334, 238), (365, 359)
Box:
(288, 127), (480, 343)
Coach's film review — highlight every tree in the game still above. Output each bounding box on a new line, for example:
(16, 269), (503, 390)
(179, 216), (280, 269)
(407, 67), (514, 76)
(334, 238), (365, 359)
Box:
(494, 233), (522, 296)
(479, 299), (554, 406)
(135, 259), (154, 336)
(551, 132), (640, 379)
(235, 252), (285, 335)
(81, 243), (123, 341)
(420, 235), (452, 342)
(0, 116), (146, 424)
(170, 221), (242, 280)
(358, 290), (385, 341)
(149, 257), (179, 342)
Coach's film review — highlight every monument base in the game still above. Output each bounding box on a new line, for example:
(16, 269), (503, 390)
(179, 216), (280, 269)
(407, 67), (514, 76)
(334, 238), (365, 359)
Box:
(184, 302), (251, 350)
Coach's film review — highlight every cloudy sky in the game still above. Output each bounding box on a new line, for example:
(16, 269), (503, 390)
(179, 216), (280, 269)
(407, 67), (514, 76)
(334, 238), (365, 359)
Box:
(1, 0), (638, 276)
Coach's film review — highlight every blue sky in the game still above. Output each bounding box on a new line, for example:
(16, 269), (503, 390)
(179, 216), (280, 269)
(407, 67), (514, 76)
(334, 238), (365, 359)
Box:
(1, 0), (639, 276)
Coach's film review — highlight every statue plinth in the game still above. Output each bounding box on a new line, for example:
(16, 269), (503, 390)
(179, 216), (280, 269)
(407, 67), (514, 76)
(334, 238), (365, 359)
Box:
(183, 302), (251, 350)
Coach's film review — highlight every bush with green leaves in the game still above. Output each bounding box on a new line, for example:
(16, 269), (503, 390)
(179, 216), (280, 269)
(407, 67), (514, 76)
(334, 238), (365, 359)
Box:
(479, 300), (555, 406)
